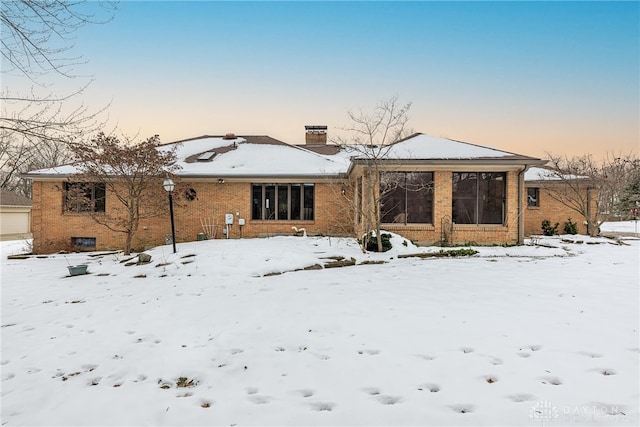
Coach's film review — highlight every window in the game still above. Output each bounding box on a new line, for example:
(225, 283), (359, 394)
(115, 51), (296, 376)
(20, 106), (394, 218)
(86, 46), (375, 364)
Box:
(381, 172), (434, 224)
(251, 183), (314, 220)
(64, 182), (106, 213)
(452, 172), (505, 224)
(356, 177), (363, 224)
(527, 187), (539, 207)
(72, 237), (96, 250)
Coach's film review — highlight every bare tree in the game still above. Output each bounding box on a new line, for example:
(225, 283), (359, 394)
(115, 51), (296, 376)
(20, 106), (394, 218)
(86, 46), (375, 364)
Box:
(2, 0), (116, 79)
(68, 132), (179, 255)
(1, 1), (116, 194)
(1, 131), (75, 197)
(540, 153), (639, 236)
(331, 96), (414, 252)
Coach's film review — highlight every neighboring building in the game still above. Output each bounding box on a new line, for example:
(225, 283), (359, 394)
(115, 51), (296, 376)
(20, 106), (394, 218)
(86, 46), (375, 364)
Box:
(524, 167), (594, 235)
(0, 189), (32, 240)
(24, 129), (547, 253)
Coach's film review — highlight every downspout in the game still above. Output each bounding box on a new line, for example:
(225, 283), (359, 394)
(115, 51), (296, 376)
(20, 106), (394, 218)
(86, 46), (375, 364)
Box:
(517, 166), (530, 245)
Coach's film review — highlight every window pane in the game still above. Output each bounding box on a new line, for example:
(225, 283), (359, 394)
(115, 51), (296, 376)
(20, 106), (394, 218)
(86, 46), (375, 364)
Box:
(290, 185), (301, 220)
(94, 184), (106, 212)
(527, 187), (539, 207)
(357, 177), (363, 224)
(252, 185), (262, 220)
(406, 172), (433, 224)
(478, 173), (505, 224)
(64, 182), (96, 213)
(452, 173), (477, 224)
(303, 184), (314, 220)
(380, 172), (405, 223)
(265, 185), (276, 220)
(277, 185), (289, 220)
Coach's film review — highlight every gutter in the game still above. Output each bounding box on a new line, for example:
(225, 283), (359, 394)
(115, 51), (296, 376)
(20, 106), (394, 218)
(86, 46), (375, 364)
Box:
(518, 166), (530, 245)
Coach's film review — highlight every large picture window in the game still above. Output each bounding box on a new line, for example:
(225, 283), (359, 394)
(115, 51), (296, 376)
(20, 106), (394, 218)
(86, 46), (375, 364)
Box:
(252, 183), (314, 221)
(452, 172), (505, 224)
(380, 172), (434, 224)
(64, 182), (106, 213)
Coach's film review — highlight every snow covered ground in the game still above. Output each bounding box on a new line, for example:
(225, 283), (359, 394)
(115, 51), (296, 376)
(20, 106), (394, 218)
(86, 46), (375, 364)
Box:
(600, 220), (640, 235)
(1, 232), (638, 426)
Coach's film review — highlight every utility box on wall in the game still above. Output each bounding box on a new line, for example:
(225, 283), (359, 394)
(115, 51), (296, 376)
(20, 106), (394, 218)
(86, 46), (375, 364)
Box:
(225, 213), (234, 225)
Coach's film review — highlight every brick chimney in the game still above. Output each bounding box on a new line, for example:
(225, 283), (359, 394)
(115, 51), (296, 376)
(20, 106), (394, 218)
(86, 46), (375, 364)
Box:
(305, 125), (327, 144)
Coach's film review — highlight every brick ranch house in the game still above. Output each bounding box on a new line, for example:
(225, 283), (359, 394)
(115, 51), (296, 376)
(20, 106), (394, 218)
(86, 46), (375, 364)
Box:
(25, 129), (549, 253)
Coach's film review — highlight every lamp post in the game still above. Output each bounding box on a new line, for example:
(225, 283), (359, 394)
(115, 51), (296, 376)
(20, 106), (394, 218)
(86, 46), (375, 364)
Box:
(163, 177), (177, 254)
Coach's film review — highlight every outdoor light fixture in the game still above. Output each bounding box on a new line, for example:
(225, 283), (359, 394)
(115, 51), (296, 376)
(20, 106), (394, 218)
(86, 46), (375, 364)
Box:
(163, 177), (177, 254)
(218, 178), (225, 184)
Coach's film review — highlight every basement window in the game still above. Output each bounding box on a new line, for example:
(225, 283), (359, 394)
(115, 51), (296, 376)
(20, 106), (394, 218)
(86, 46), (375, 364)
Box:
(72, 237), (96, 251)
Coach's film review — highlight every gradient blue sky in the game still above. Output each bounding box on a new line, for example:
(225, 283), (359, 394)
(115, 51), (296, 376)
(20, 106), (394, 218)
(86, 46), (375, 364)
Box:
(9, 1), (640, 159)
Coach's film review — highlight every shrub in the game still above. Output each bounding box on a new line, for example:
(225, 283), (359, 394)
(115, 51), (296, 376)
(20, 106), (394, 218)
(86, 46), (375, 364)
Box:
(563, 218), (578, 235)
(439, 248), (478, 257)
(365, 232), (392, 252)
(541, 219), (559, 236)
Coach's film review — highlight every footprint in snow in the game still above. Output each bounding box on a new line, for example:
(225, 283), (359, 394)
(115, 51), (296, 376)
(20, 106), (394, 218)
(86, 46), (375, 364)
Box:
(309, 401), (334, 411)
(578, 351), (603, 358)
(461, 347), (474, 354)
(516, 352), (531, 358)
(508, 394), (536, 403)
(363, 387), (380, 396)
(245, 387), (258, 395)
(418, 383), (440, 393)
(230, 348), (244, 355)
(489, 357), (503, 365)
(297, 389), (314, 398)
(415, 354), (435, 361)
(358, 349), (380, 355)
(540, 376), (562, 385)
(249, 395), (271, 404)
(133, 374), (147, 382)
(377, 394), (402, 405)
(450, 404), (475, 414)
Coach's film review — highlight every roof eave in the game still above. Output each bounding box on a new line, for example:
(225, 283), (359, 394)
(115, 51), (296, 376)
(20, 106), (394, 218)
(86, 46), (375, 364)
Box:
(349, 158), (547, 166)
(175, 172), (346, 180)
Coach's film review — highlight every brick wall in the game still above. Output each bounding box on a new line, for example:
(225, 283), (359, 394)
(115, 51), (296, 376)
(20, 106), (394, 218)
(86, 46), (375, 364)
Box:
(353, 169), (523, 246)
(31, 171), (527, 253)
(31, 179), (348, 253)
(524, 184), (590, 235)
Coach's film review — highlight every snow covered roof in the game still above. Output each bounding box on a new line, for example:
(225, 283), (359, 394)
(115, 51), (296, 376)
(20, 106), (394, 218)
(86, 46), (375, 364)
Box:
(525, 166), (590, 182)
(164, 135), (347, 178)
(348, 133), (544, 162)
(23, 132), (546, 180)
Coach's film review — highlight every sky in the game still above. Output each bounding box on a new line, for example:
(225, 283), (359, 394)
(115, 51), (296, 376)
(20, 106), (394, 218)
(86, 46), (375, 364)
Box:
(5, 1), (640, 160)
